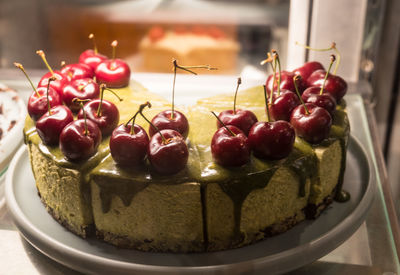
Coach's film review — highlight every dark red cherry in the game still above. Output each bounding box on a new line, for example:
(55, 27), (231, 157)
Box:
(148, 129), (188, 175)
(61, 63), (94, 81)
(293, 61), (325, 81)
(301, 87), (337, 116)
(79, 49), (107, 71)
(248, 120), (295, 160)
(36, 105), (73, 145)
(59, 119), (102, 161)
(307, 69), (347, 102)
(27, 87), (62, 121)
(63, 78), (100, 112)
(95, 59), (130, 88)
(217, 109), (258, 136)
(149, 110), (189, 139)
(77, 99), (119, 136)
(110, 124), (149, 166)
(37, 71), (69, 99)
(266, 71), (307, 95)
(268, 90), (300, 121)
(290, 103), (332, 144)
(211, 125), (250, 167)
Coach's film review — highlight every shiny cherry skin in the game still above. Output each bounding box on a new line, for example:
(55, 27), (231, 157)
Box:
(59, 119), (102, 161)
(307, 69), (347, 102)
(217, 109), (258, 136)
(266, 71), (307, 95)
(37, 71), (69, 99)
(77, 99), (119, 136)
(301, 87), (337, 116)
(211, 125), (250, 167)
(268, 90), (300, 121)
(149, 110), (189, 139)
(293, 61), (324, 81)
(36, 105), (74, 145)
(110, 124), (150, 166)
(148, 129), (188, 175)
(27, 87), (62, 121)
(63, 78), (100, 112)
(95, 59), (130, 88)
(290, 103), (332, 144)
(79, 49), (107, 71)
(248, 120), (295, 160)
(61, 63), (94, 81)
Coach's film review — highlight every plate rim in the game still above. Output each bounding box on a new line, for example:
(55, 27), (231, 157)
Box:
(5, 135), (376, 274)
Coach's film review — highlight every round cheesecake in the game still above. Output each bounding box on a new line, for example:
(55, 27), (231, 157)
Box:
(24, 81), (349, 252)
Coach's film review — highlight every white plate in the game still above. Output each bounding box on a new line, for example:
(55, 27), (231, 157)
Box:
(5, 135), (375, 275)
(0, 83), (26, 208)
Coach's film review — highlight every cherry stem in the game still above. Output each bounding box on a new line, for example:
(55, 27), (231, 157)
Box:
(263, 85), (271, 122)
(211, 111), (236, 137)
(125, 101), (152, 135)
(270, 53), (277, 104)
(14, 62), (39, 97)
(111, 40), (118, 60)
(46, 77), (56, 115)
(293, 75), (309, 115)
(36, 50), (55, 76)
(320, 54), (336, 95)
(139, 103), (168, 143)
(233, 77), (242, 114)
(171, 59), (217, 119)
(295, 41), (341, 75)
(73, 98), (91, 136)
(97, 84), (123, 117)
(271, 50), (281, 96)
(89, 33), (98, 55)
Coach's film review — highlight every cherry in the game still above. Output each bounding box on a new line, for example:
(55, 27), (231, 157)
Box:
(217, 77), (258, 135)
(110, 102), (151, 167)
(293, 61), (324, 81)
(307, 69), (347, 102)
(95, 40), (130, 88)
(248, 85), (295, 160)
(60, 63), (94, 81)
(211, 111), (250, 167)
(15, 63), (62, 121)
(36, 105), (73, 145)
(266, 70), (306, 94)
(266, 51), (300, 121)
(79, 34), (108, 70)
(149, 60), (215, 138)
(63, 78), (100, 112)
(59, 119), (102, 161)
(36, 50), (69, 99)
(77, 84), (122, 136)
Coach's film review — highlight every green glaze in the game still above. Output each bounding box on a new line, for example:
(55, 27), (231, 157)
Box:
(25, 83), (351, 239)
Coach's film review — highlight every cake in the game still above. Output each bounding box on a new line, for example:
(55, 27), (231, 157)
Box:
(24, 81), (349, 252)
(139, 26), (240, 74)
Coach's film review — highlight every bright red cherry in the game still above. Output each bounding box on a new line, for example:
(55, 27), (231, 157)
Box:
(36, 50), (69, 99)
(36, 105), (73, 145)
(149, 110), (189, 139)
(290, 103), (332, 144)
(79, 33), (108, 70)
(307, 70), (347, 102)
(77, 85), (121, 136)
(110, 102), (151, 166)
(293, 61), (324, 81)
(148, 129), (188, 175)
(217, 77), (258, 135)
(59, 119), (102, 161)
(63, 78), (100, 112)
(61, 63), (94, 81)
(266, 71), (307, 94)
(248, 120), (295, 160)
(95, 40), (130, 88)
(268, 90), (300, 122)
